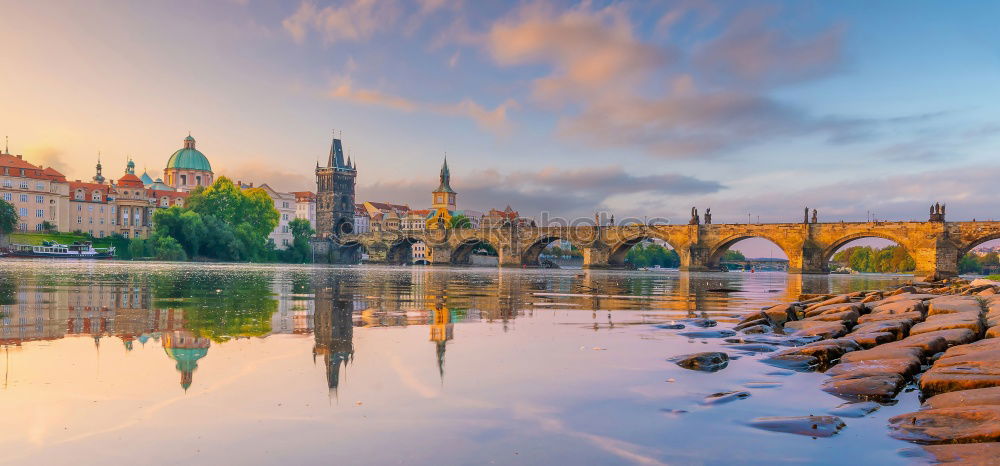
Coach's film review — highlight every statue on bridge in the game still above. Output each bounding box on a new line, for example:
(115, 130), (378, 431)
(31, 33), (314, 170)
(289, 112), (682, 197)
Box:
(689, 207), (700, 225)
(704, 208), (712, 224)
(929, 202), (946, 222)
(804, 207), (809, 224)
(811, 209), (818, 224)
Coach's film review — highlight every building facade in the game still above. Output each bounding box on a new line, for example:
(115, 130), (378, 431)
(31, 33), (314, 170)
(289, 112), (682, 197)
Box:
(315, 137), (357, 238)
(0, 150), (69, 232)
(353, 204), (370, 234)
(259, 184), (297, 248)
(293, 191), (316, 227)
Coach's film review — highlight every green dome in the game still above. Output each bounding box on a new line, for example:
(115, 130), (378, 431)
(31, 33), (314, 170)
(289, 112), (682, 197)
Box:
(166, 148), (212, 171)
(166, 135), (213, 172)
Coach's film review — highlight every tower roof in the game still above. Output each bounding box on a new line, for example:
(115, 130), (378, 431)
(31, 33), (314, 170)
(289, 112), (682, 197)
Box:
(435, 156), (455, 194)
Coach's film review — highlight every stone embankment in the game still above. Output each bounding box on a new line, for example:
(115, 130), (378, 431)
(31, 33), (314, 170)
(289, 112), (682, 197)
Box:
(732, 277), (1000, 458)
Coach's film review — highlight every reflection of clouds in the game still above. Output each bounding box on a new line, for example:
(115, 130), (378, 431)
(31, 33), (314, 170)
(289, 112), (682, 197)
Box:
(0, 349), (301, 463)
(383, 349), (439, 399)
(512, 403), (667, 465)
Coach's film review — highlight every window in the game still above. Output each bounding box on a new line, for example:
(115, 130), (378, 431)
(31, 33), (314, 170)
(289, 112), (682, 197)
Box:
(99, 231), (105, 238)
(92, 191), (101, 201)
(2, 193), (9, 201)
(123, 231), (129, 239)
(77, 216), (82, 224)
(19, 194), (27, 202)
(19, 181), (28, 189)
(75, 190), (84, 200)
(36, 183), (43, 190)
(77, 205), (81, 211)
(35, 224), (43, 231)
(99, 206), (104, 213)
(110, 206), (116, 214)
(35, 195), (43, 203)
(18, 223), (26, 231)
(196, 176), (201, 185)
(99, 218), (104, 225)
(2, 179), (10, 188)
(35, 209), (43, 218)
(19, 208), (27, 216)
(180, 175), (187, 185)
(88, 217), (93, 224)
(88, 205), (93, 212)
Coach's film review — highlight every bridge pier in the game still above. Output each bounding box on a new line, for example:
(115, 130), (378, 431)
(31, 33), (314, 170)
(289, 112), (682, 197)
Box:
(912, 243), (960, 281)
(582, 247), (611, 269)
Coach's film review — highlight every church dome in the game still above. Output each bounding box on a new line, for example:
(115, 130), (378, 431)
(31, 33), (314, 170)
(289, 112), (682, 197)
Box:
(166, 135), (212, 172)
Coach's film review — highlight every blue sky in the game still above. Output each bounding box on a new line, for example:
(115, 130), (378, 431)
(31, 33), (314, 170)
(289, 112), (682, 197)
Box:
(2, 0), (999, 234)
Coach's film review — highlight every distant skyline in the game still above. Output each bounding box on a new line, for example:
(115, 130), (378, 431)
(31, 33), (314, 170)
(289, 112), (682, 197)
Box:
(2, 0), (999, 230)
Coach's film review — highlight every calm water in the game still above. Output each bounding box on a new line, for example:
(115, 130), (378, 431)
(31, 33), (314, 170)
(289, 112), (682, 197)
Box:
(0, 260), (924, 465)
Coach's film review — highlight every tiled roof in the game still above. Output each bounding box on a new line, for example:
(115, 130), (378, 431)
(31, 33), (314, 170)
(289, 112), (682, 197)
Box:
(0, 154), (67, 181)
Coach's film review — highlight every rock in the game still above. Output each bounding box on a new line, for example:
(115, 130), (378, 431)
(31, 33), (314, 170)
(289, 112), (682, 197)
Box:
(740, 324), (772, 335)
(927, 296), (984, 316)
(702, 390), (751, 405)
(857, 311), (922, 324)
(679, 318), (717, 328)
(840, 345), (925, 365)
(828, 401), (881, 418)
(971, 278), (1000, 287)
(803, 295), (850, 314)
(860, 293), (882, 303)
(922, 386), (1000, 410)
(678, 329), (736, 339)
(978, 287), (997, 296)
(826, 358), (922, 378)
(909, 328), (978, 347)
(880, 333), (950, 356)
(888, 406), (1000, 444)
(851, 319), (913, 340)
(804, 303), (864, 319)
(654, 323), (686, 329)
(910, 311), (985, 338)
(802, 310), (859, 325)
(784, 321), (847, 340)
(772, 343), (845, 368)
(843, 331), (896, 348)
(988, 326), (999, 339)
(724, 334), (822, 347)
(762, 354), (819, 372)
(899, 443), (1000, 464)
(670, 352), (729, 372)
(733, 318), (766, 331)
(878, 293), (937, 305)
(920, 352), (1000, 396)
(821, 373), (905, 401)
(743, 381), (783, 388)
(746, 415), (846, 438)
(937, 337), (1000, 359)
(725, 343), (779, 353)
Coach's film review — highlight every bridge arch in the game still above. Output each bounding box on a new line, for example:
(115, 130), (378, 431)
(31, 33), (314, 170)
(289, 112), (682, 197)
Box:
(958, 233), (1000, 257)
(607, 234), (682, 268)
(706, 234), (794, 269)
(450, 237), (500, 266)
(821, 231), (912, 265)
(386, 237), (426, 265)
(521, 234), (569, 266)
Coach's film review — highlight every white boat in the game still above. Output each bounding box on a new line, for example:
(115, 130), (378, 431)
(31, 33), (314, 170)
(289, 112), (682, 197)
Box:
(7, 241), (115, 259)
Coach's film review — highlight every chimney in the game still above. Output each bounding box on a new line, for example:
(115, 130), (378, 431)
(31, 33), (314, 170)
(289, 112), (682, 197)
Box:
(16, 154), (22, 159)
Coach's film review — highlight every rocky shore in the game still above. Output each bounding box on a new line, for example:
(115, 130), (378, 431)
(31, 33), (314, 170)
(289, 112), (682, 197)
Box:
(684, 277), (1000, 462)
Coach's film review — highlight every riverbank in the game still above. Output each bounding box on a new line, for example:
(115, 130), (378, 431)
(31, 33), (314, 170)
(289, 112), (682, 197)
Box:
(707, 276), (1000, 461)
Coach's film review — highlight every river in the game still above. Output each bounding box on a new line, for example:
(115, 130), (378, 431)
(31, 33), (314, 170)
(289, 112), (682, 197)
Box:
(0, 260), (926, 464)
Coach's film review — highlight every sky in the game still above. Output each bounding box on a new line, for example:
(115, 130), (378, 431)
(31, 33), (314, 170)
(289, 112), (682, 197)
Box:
(2, 0), (1000, 242)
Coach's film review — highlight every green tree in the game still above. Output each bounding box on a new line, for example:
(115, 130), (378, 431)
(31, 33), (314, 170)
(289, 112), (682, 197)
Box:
(154, 235), (188, 261)
(0, 199), (18, 235)
(448, 214), (472, 229)
(279, 218), (315, 263)
(721, 250), (746, 261)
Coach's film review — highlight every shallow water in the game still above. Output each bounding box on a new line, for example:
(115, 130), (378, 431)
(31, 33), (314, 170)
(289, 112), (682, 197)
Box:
(0, 260), (925, 465)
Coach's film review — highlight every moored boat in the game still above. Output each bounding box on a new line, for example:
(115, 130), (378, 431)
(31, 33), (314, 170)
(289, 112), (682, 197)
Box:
(7, 241), (115, 259)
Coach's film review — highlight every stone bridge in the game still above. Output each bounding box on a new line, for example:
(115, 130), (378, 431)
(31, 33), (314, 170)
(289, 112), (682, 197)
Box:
(315, 221), (1000, 279)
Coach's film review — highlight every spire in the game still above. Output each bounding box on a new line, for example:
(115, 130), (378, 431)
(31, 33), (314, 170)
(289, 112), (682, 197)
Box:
(327, 135), (345, 168)
(3, 136), (7, 155)
(93, 152), (105, 184)
(435, 154), (454, 193)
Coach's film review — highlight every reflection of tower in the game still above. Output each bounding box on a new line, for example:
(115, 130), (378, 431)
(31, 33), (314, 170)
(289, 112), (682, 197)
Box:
(163, 330), (210, 391)
(313, 280), (355, 396)
(429, 304), (453, 381)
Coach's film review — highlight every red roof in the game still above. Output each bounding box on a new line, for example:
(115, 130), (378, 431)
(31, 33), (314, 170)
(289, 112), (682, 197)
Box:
(367, 202), (410, 212)
(292, 191), (315, 202)
(0, 153), (66, 181)
(69, 181), (110, 204)
(117, 173), (144, 188)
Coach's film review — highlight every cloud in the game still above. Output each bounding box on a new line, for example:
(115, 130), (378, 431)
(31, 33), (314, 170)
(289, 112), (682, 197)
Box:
(329, 79), (517, 133)
(223, 161), (312, 192)
(282, 0), (400, 44)
(478, 2), (858, 158)
(357, 165), (723, 218)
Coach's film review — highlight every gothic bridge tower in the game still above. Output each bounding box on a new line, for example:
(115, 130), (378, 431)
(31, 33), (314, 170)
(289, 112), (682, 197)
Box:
(316, 136), (357, 238)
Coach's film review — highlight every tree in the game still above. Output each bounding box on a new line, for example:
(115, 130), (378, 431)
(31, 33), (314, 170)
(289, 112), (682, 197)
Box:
(279, 218), (314, 263)
(0, 199), (18, 235)
(721, 250), (746, 262)
(448, 214), (472, 229)
(154, 235), (188, 261)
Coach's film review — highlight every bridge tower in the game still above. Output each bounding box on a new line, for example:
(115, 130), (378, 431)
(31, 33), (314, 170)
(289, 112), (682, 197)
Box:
(315, 135), (357, 238)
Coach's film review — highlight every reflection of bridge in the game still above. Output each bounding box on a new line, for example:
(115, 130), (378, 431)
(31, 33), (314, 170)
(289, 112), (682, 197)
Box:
(721, 258), (789, 271)
(314, 221), (1000, 279)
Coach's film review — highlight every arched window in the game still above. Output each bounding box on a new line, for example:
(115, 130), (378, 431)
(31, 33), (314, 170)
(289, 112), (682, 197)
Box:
(75, 190), (84, 200)
(180, 174), (187, 185)
(92, 191), (102, 202)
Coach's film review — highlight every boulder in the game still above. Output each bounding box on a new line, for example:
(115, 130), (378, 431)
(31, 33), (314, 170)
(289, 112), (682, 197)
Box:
(871, 299), (925, 316)
(920, 349), (1000, 396)
(804, 302), (864, 319)
(922, 386), (1000, 410)
(857, 311), (922, 325)
(840, 345), (924, 365)
(910, 311), (985, 337)
(851, 319), (912, 340)
(803, 295), (850, 314)
(701, 390), (751, 405)
(937, 338), (1000, 359)
(970, 278), (1000, 287)
(803, 310), (859, 325)
(740, 324), (772, 335)
(828, 401), (881, 418)
(888, 406), (1000, 444)
(771, 342), (846, 367)
(821, 372), (905, 401)
(761, 354), (819, 372)
(988, 326), (999, 339)
(900, 443), (1000, 465)
(905, 328), (977, 347)
(927, 296), (983, 316)
(678, 329), (737, 339)
(746, 415), (846, 438)
(784, 321), (847, 340)
(670, 352), (729, 372)
(879, 333), (950, 356)
(843, 331), (896, 348)
(826, 358), (922, 378)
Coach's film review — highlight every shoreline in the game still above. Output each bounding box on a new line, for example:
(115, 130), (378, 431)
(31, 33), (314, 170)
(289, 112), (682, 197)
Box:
(718, 277), (1000, 461)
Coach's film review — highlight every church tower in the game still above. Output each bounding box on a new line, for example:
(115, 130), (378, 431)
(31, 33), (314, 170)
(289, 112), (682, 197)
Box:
(93, 154), (105, 184)
(316, 135), (357, 238)
(431, 157), (456, 210)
